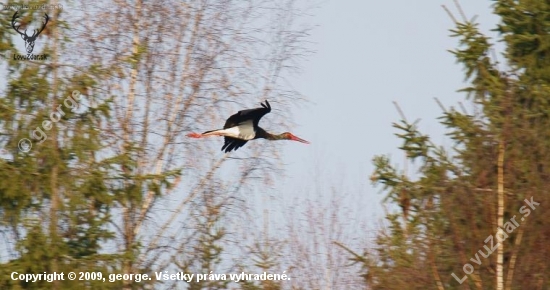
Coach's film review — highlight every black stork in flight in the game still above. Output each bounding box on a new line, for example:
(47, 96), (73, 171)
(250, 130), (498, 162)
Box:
(187, 100), (309, 153)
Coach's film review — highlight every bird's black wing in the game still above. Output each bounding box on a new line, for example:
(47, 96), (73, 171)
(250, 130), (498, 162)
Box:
(223, 100), (271, 129)
(220, 100), (271, 153)
(221, 138), (247, 153)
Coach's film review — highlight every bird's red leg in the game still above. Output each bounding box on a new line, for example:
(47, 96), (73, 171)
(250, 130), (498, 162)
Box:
(188, 130), (225, 138)
(186, 132), (203, 138)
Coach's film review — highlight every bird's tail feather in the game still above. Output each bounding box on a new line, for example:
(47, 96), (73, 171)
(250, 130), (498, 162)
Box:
(202, 129), (224, 136)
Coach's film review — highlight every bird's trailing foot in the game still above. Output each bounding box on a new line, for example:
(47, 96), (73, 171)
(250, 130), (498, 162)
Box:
(186, 132), (203, 138)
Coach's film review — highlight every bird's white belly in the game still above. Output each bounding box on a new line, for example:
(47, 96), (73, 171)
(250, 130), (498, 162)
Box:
(221, 121), (255, 140)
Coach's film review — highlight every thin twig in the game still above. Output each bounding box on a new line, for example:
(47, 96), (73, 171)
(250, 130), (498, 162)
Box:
(393, 101), (408, 122)
(458, 101), (468, 114)
(434, 97), (447, 113)
(441, 5), (458, 24)
(453, 0), (468, 23)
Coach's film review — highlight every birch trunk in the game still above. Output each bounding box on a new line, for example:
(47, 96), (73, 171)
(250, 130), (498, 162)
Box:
(496, 140), (505, 290)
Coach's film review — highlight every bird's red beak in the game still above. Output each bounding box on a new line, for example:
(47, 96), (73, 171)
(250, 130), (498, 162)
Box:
(289, 134), (310, 144)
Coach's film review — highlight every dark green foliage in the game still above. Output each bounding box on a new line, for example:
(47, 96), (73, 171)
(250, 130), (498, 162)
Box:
(0, 3), (121, 289)
(352, 1), (550, 289)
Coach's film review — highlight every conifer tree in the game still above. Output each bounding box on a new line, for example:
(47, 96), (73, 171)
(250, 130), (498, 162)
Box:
(0, 3), (119, 289)
(349, 1), (550, 289)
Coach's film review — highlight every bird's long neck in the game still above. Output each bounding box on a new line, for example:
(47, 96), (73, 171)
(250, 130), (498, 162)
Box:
(266, 132), (287, 140)
(256, 128), (285, 140)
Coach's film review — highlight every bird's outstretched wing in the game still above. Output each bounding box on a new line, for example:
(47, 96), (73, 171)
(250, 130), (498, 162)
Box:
(220, 100), (271, 153)
(221, 138), (248, 153)
(223, 100), (271, 129)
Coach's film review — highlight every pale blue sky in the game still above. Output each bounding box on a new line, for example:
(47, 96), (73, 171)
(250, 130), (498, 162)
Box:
(266, 1), (501, 231)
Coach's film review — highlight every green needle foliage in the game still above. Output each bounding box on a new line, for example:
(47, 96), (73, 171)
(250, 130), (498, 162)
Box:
(0, 4), (119, 289)
(359, 1), (550, 289)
